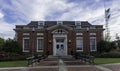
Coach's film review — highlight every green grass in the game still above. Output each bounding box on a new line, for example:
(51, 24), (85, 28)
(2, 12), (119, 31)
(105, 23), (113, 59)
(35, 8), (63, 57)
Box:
(0, 60), (27, 67)
(95, 58), (120, 65)
(0, 58), (120, 67)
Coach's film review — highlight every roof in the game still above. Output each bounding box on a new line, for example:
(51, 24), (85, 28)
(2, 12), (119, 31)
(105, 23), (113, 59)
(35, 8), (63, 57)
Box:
(27, 21), (91, 26)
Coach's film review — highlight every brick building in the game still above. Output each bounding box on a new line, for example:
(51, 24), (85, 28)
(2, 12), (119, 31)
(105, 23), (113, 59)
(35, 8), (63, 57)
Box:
(14, 21), (104, 56)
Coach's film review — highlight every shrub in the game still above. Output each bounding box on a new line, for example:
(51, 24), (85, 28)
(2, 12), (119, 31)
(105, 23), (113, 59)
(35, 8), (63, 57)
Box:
(3, 39), (21, 54)
(97, 40), (111, 53)
(0, 53), (30, 61)
(95, 52), (120, 58)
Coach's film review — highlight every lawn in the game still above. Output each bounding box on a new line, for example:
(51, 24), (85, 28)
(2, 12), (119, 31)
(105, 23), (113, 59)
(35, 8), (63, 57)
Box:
(0, 58), (120, 67)
(95, 58), (120, 65)
(0, 60), (27, 67)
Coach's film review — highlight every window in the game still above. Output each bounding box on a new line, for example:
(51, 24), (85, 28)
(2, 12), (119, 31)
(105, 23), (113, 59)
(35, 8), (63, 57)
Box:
(75, 21), (81, 26)
(76, 37), (83, 51)
(38, 21), (44, 26)
(53, 29), (66, 34)
(37, 37), (44, 52)
(90, 37), (96, 51)
(23, 37), (29, 52)
(57, 21), (63, 25)
(75, 21), (81, 29)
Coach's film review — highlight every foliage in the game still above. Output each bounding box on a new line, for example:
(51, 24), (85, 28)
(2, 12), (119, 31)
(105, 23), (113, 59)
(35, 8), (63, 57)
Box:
(109, 41), (117, 49)
(2, 38), (21, 53)
(0, 37), (4, 51)
(0, 53), (31, 61)
(97, 40), (111, 53)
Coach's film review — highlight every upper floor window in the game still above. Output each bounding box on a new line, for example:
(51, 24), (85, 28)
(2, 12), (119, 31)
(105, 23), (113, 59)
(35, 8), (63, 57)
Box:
(38, 21), (44, 26)
(53, 29), (67, 34)
(75, 21), (81, 26)
(90, 26), (96, 29)
(57, 21), (63, 25)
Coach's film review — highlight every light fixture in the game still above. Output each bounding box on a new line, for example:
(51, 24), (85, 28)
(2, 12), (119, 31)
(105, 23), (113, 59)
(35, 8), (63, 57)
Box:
(49, 40), (52, 43)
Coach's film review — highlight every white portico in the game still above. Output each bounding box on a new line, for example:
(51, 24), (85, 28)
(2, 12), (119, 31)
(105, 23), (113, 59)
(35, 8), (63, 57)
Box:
(52, 29), (68, 56)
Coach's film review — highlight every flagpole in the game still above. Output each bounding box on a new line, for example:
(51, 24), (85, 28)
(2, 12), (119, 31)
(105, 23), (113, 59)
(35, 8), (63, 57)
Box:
(104, 0), (110, 41)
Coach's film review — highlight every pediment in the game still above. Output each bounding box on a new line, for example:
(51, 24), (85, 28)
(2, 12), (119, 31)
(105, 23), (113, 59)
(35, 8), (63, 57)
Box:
(46, 24), (73, 30)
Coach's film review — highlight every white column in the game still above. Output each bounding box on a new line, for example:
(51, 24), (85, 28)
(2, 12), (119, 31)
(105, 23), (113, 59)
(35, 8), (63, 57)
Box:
(65, 37), (67, 56)
(53, 37), (56, 56)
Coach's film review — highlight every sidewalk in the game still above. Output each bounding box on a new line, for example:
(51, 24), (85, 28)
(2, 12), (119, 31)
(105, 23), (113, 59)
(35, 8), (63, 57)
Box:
(0, 56), (120, 71)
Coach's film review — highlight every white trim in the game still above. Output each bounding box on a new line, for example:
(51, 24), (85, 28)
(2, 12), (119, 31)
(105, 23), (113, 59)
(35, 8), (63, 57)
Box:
(23, 37), (29, 52)
(37, 37), (44, 52)
(75, 21), (81, 25)
(38, 21), (44, 26)
(23, 33), (30, 35)
(52, 29), (68, 34)
(57, 21), (63, 25)
(90, 33), (96, 35)
(90, 37), (97, 52)
(76, 33), (83, 35)
(53, 34), (67, 56)
(37, 33), (44, 36)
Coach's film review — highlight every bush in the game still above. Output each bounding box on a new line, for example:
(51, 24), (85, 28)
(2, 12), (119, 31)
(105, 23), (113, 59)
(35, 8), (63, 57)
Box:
(3, 39), (21, 54)
(97, 40), (111, 53)
(95, 52), (120, 58)
(0, 53), (30, 61)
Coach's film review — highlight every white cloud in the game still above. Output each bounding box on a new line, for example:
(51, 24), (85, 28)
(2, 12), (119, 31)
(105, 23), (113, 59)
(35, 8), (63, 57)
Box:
(0, 12), (4, 19)
(0, 0), (120, 40)
(0, 19), (15, 39)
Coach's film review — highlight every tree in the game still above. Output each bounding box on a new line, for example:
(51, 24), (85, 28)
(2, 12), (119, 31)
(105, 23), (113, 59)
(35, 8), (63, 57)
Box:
(97, 40), (111, 53)
(0, 37), (4, 51)
(3, 38), (21, 53)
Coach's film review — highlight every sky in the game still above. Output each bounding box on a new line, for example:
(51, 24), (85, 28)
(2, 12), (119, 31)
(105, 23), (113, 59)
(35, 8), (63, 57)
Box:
(0, 0), (120, 40)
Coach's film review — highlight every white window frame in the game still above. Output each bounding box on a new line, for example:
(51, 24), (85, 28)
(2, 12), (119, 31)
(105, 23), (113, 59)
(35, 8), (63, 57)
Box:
(23, 33), (30, 35)
(76, 33), (83, 35)
(37, 37), (44, 52)
(90, 33), (96, 35)
(37, 33), (44, 36)
(75, 21), (81, 26)
(76, 37), (83, 52)
(23, 37), (29, 52)
(57, 21), (63, 25)
(90, 37), (97, 52)
(38, 21), (44, 26)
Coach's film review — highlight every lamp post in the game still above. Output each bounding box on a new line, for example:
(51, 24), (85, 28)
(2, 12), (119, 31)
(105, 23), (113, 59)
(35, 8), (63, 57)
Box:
(32, 27), (35, 57)
(86, 27), (90, 55)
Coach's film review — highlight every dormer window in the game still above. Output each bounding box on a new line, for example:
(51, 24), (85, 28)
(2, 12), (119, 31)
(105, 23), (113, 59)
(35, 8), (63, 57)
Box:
(75, 21), (81, 26)
(57, 21), (63, 25)
(90, 26), (96, 29)
(38, 21), (44, 26)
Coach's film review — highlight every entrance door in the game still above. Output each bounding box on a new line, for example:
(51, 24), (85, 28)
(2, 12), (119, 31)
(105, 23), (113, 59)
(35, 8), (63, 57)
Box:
(55, 38), (65, 56)
(56, 43), (65, 56)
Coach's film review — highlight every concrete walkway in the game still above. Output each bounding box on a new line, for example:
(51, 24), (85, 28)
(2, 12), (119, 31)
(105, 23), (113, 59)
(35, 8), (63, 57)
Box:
(0, 63), (120, 71)
(0, 56), (120, 71)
